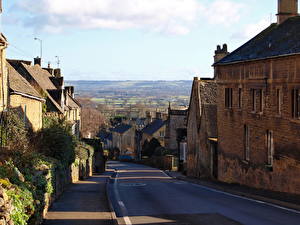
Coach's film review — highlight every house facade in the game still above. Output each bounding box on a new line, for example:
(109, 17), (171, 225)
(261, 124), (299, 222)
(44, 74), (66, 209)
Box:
(8, 64), (45, 131)
(214, 0), (300, 194)
(111, 124), (135, 158)
(141, 118), (167, 147)
(164, 106), (187, 151)
(8, 58), (81, 136)
(187, 77), (218, 178)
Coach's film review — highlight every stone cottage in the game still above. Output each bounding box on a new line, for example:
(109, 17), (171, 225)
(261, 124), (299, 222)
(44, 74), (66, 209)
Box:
(186, 77), (217, 178)
(141, 117), (167, 147)
(111, 123), (135, 159)
(214, 0), (300, 194)
(164, 105), (187, 151)
(8, 63), (45, 131)
(8, 58), (81, 136)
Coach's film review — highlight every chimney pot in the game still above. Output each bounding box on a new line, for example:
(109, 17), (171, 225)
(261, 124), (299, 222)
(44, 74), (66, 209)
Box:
(34, 57), (41, 66)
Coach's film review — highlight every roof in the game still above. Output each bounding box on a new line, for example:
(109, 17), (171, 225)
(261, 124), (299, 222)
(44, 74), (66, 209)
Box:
(8, 63), (44, 100)
(142, 119), (166, 135)
(215, 16), (300, 65)
(22, 63), (57, 90)
(187, 78), (217, 136)
(199, 80), (217, 105)
(67, 94), (81, 109)
(111, 124), (132, 134)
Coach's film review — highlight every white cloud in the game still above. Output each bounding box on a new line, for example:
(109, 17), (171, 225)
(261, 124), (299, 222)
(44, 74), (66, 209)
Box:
(204, 0), (245, 26)
(232, 17), (271, 40)
(13, 0), (245, 35)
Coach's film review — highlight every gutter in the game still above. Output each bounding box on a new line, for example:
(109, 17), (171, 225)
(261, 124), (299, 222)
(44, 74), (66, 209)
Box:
(213, 52), (300, 67)
(10, 91), (46, 102)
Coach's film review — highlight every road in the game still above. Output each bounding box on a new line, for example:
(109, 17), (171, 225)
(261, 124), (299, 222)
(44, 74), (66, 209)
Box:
(107, 161), (300, 225)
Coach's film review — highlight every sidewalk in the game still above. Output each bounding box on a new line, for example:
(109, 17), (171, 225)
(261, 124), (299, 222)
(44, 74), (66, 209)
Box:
(166, 171), (300, 212)
(42, 173), (114, 225)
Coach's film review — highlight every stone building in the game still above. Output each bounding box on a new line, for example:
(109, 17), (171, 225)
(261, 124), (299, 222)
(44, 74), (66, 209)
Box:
(8, 63), (45, 131)
(0, 34), (8, 112)
(111, 123), (135, 158)
(8, 58), (81, 136)
(214, 0), (300, 194)
(186, 77), (218, 178)
(164, 105), (187, 151)
(141, 118), (167, 147)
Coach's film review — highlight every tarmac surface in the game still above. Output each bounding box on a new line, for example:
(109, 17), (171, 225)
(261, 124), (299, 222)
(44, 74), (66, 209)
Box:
(107, 161), (300, 225)
(42, 173), (113, 225)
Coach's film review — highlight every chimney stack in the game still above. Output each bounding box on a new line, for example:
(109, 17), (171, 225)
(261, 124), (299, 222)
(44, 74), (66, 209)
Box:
(34, 57), (41, 66)
(277, 0), (299, 24)
(214, 44), (229, 63)
(54, 68), (61, 78)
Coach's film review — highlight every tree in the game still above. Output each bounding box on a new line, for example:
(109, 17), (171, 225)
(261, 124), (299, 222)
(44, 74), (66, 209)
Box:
(142, 138), (161, 157)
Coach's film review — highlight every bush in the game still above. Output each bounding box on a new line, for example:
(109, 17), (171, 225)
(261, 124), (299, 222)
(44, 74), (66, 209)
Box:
(1, 109), (29, 152)
(35, 117), (76, 167)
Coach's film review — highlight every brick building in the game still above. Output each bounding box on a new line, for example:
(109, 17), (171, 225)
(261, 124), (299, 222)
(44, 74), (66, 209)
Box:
(214, 0), (300, 194)
(186, 78), (218, 178)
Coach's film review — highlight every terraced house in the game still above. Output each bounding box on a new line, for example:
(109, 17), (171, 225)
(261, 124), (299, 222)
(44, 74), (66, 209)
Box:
(214, 0), (300, 194)
(8, 58), (81, 135)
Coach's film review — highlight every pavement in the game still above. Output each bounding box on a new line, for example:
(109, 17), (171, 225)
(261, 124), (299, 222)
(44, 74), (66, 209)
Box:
(42, 173), (114, 225)
(107, 161), (300, 225)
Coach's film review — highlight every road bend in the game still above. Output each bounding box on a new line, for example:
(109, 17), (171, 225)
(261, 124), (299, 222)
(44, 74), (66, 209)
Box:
(107, 161), (300, 225)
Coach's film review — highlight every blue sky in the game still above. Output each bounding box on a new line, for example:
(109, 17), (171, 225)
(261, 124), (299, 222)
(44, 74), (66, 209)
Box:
(2, 0), (284, 80)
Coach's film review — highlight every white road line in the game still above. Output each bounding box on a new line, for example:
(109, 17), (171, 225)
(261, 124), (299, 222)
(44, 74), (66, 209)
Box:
(190, 183), (300, 214)
(114, 170), (134, 225)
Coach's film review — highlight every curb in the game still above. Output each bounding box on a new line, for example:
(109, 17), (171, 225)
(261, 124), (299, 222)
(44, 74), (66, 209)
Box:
(164, 171), (300, 213)
(105, 170), (119, 225)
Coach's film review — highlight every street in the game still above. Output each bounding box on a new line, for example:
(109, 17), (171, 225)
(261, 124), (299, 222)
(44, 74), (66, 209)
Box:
(107, 161), (300, 225)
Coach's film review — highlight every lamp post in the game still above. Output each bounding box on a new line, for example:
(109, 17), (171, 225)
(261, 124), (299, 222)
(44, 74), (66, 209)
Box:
(34, 37), (43, 59)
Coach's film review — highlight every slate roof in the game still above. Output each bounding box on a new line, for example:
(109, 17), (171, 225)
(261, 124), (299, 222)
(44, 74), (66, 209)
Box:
(142, 119), (166, 135)
(111, 124), (132, 134)
(98, 131), (113, 143)
(215, 16), (300, 65)
(67, 95), (81, 109)
(8, 63), (43, 100)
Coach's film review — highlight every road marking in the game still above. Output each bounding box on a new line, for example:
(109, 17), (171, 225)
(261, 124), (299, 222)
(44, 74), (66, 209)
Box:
(114, 170), (134, 225)
(190, 183), (300, 214)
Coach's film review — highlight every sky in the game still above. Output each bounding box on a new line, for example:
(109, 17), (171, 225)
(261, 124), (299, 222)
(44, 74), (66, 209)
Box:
(2, 0), (287, 80)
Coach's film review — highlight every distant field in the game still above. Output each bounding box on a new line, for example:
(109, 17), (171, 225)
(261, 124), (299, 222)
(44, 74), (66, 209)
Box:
(67, 80), (192, 109)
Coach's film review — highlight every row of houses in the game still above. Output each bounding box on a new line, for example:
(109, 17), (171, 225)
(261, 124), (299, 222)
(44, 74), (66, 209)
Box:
(186, 0), (300, 195)
(100, 108), (188, 160)
(0, 24), (81, 136)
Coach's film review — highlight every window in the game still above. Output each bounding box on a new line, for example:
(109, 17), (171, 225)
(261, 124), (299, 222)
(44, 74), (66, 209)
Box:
(251, 89), (263, 113)
(225, 88), (233, 108)
(276, 89), (281, 115)
(159, 131), (165, 137)
(292, 89), (300, 118)
(251, 89), (256, 112)
(238, 88), (242, 109)
(258, 89), (263, 113)
(244, 125), (250, 161)
(266, 130), (274, 166)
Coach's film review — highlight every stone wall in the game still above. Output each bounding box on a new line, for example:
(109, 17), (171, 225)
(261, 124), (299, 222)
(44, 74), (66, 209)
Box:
(216, 55), (300, 195)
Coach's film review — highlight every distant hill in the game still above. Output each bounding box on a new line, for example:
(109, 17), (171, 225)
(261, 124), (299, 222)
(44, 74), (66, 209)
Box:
(66, 80), (193, 108)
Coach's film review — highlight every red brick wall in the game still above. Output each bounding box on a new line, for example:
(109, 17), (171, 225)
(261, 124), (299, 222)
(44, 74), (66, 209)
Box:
(216, 55), (300, 194)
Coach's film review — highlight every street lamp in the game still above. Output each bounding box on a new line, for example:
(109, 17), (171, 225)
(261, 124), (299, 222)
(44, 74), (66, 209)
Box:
(34, 37), (43, 59)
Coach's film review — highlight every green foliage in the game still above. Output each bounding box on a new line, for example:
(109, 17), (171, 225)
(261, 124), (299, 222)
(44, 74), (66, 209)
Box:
(77, 142), (94, 160)
(1, 109), (28, 152)
(36, 117), (76, 167)
(142, 138), (161, 157)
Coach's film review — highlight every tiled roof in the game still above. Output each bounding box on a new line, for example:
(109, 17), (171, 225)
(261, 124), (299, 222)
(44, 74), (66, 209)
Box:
(67, 95), (81, 109)
(142, 119), (166, 135)
(216, 16), (300, 65)
(111, 124), (132, 134)
(199, 80), (217, 105)
(22, 63), (57, 90)
(8, 63), (43, 99)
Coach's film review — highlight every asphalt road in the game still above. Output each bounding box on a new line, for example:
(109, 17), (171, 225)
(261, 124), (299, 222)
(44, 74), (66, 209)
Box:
(107, 161), (300, 225)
